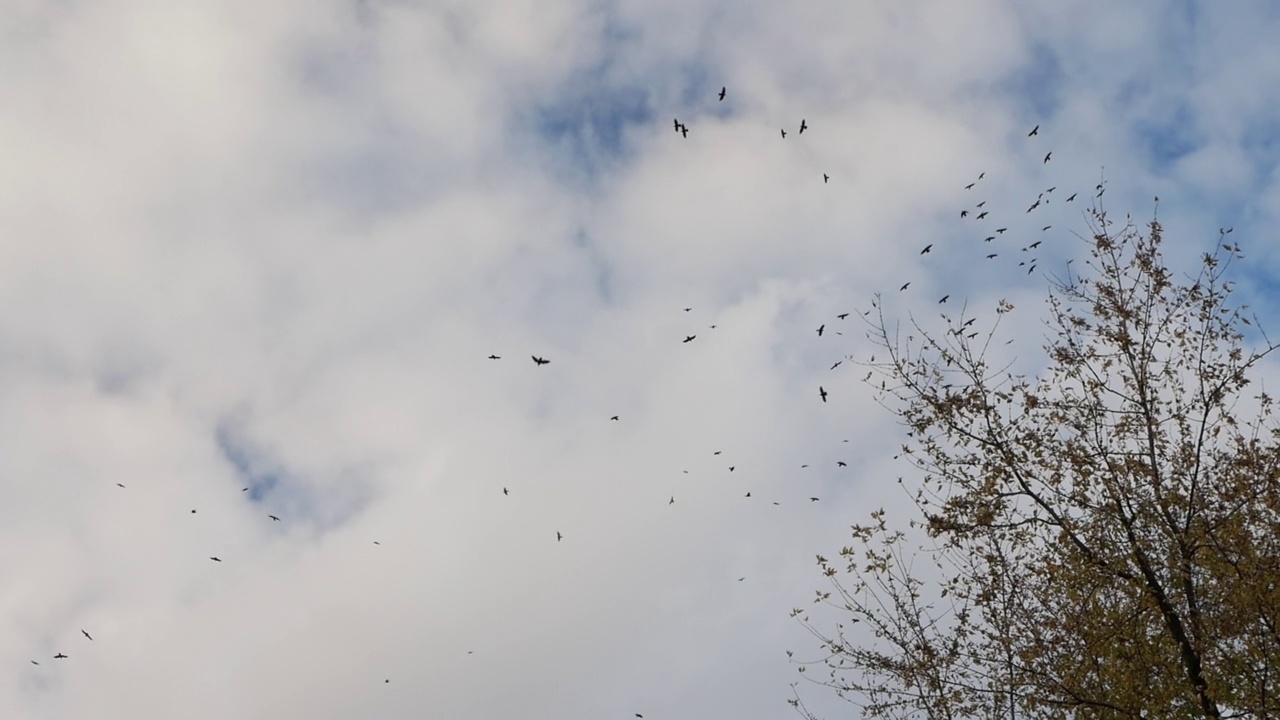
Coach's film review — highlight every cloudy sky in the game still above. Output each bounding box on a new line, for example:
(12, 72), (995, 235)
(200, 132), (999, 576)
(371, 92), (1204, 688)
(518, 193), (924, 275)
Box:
(4, 1), (1280, 718)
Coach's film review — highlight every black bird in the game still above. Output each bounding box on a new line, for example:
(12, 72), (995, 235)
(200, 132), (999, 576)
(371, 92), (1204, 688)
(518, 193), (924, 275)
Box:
(1046, 187), (1056, 193)
(729, 466), (735, 472)
(54, 653), (67, 659)
(799, 119), (807, 134)
(31, 660), (38, 665)
(373, 541), (380, 545)
(836, 313), (849, 319)
(532, 355), (549, 365)
(960, 210), (969, 218)
(963, 318), (976, 328)
(1027, 201), (1040, 213)
(810, 497), (820, 502)
(713, 451), (722, 455)
(669, 496), (675, 505)
(1066, 193), (1077, 202)
(269, 515), (280, 522)
(1028, 125), (1039, 137)
(242, 487), (249, 492)
(830, 361), (841, 370)
(487, 355), (500, 360)
(683, 335), (696, 343)
(819, 386), (828, 402)
(210, 557), (222, 562)
(683, 307), (692, 312)
(986, 253), (998, 259)
(116, 483), (125, 488)
(939, 295), (949, 303)
(503, 487), (508, 495)
(823, 173), (829, 183)
(556, 532), (563, 542)
(837, 461), (847, 467)
(610, 415), (619, 421)
(744, 492), (751, 497)
(780, 128), (786, 139)
(964, 182), (975, 190)
(984, 236), (995, 242)
(816, 324), (825, 336)
(81, 630), (92, 641)
(996, 227), (1008, 234)
(673, 118), (680, 131)
(920, 244), (932, 254)
(976, 211), (988, 220)
(1028, 241), (1042, 249)
(1043, 152), (1052, 164)
(681, 125), (688, 138)
(979, 172), (985, 179)
(718, 87), (726, 101)
(900, 282), (910, 291)
(976, 201), (986, 208)
(1042, 225), (1051, 231)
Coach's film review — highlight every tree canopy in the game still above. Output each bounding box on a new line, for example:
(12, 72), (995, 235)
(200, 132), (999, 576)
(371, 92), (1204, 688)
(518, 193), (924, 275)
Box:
(793, 209), (1280, 718)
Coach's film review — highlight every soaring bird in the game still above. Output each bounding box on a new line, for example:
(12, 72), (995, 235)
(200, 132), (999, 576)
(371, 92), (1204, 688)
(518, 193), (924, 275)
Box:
(823, 174), (829, 183)
(984, 236), (995, 243)
(964, 182), (975, 190)
(920, 244), (932, 254)
(268, 515), (280, 522)
(810, 497), (820, 502)
(1042, 225), (1052, 231)
(487, 355), (500, 360)
(837, 461), (848, 467)
(1028, 240), (1042, 249)
(1027, 201), (1040, 213)
(986, 253), (998, 259)
(996, 227), (1008, 234)
(683, 335), (696, 343)
(979, 172), (985, 179)
(503, 487), (509, 495)
(939, 295), (949, 303)
(976, 211), (988, 220)
(1046, 187), (1056, 193)
(54, 653), (68, 659)
(830, 361), (841, 370)
(673, 118), (679, 131)
(799, 119), (808, 134)
(960, 210), (969, 218)
(81, 630), (93, 641)
(532, 355), (549, 365)
(1043, 152), (1052, 164)
(819, 386), (828, 402)
(669, 496), (675, 505)
(210, 556), (222, 562)
(976, 201), (986, 208)
(900, 282), (911, 291)
(1028, 125), (1039, 137)
(816, 324), (825, 336)
(780, 128), (786, 139)
(836, 313), (849, 319)
(1066, 193), (1077, 202)
(610, 415), (619, 421)
(680, 125), (688, 138)
(116, 483), (125, 488)
(718, 86), (726, 101)
(556, 532), (563, 542)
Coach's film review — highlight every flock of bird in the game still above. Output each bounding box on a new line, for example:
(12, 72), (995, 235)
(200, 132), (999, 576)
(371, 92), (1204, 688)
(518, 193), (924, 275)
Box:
(26, 81), (1096, 716)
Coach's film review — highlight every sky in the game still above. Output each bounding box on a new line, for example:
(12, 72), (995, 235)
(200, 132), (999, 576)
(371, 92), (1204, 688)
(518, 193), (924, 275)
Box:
(3, 1), (1280, 718)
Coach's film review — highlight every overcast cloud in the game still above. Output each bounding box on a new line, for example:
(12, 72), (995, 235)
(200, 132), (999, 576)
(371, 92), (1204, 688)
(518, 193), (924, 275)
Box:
(3, 1), (1280, 718)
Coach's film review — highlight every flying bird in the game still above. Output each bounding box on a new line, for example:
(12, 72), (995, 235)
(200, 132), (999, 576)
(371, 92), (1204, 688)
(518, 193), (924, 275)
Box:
(964, 182), (975, 190)
(996, 227), (1008, 234)
(819, 386), (828, 403)
(830, 361), (842, 370)
(799, 119), (808, 134)
(1042, 225), (1052, 231)
(984, 236), (995, 242)
(920, 244), (932, 254)
(960, 210), (969, 218)
(823, 174), (829, 183)
(680, 125), (688, 138)
(487, 355), (500, 360)
(976, 211), (988, 220)
(900, 282), (911, 291)
(532, 355), (549, 365)
(54, 653), (67, 659)
(1066, 193), (1077, 202)
(1046, 187), (1056, 193)
(503, 487), (508, 495)
(837, 461), (848, 467)
(986, 253), (998, 259)
(31, 660), (38, 665)
(816, 324), (825, 336)
(81, 630), (92, 641)
(683, 335), (696, 343)
(780, 128), (786, 139)
(836, 313), (849, 319)
(976, 201), (986, 208)
(939, 295), (949, 303)
(268, 515), (280, 522)
(1043, 152), (1052, 163)
(1028, 240), (1042, 249)
(210, 557), (222, 562)
(610, 415), (619, 421)
(556, 532), (563, 542)
(810, 497), (820, 502)
(116, 483), (125, 488)
(1028, 125), (1039, 137)
(669, 496), (675, 505)
(673, 118), (680, 131)
(718, 86), (726, 101)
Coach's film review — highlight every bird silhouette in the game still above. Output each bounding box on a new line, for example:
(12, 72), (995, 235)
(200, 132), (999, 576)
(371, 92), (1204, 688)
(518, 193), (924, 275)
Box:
(268, 515), (280, 522)
(1046, 187), (1056, 193)
(964, 182), (975, 190)
(718, 87), (726, 101)
(1028, 125), (1039, 137)
(976, 201), (986, 208)
(116, 483), (125, 488)
(819, 386), (828, 402)
(900, 282), (911, 291)
(816, 324), (825, 336)
(683, 335), (696, 343)
(532, 356), (549, 365)
(556, 532), (563, 542)
(837, 461), (847, 467)
(780, 128), (786, 139)
(823, 174), (829, 183)
(487, 354), (500, 360)
(830, 361), (841, 370)
(920, 244), (932, 254)
(610, 415), (619, 421)
(1066, 193), (1077, 202)
(503, 487), (508, 495)
(54, 653), (67, 659)
(986, 253), (998, 259)
(837, 313), (849, 319)
(799, 119), (808, 133)
(810, 497), (820, 502)
(1043, 152), (1052, 163)
(960, 210), (969, 218)
(1028, 241), (1042, 249)
(939, 295), (949, 303)
(996, 227), (1008, 234)
(1042, 225), (1051, 231)
(984, 236), (995, 242)
(681, 125), (688, 138)
(669, 496), (675, 505)
(976, 211), (988, 220)
(81, 630), (92, 641)
(210, 557), (222, 562)
(673, 118), (680, 131)
(31, 660), (38, 665)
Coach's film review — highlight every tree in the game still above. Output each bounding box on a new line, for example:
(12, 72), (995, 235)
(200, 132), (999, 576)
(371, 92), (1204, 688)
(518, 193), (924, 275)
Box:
(791, 209), (1280, 718)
